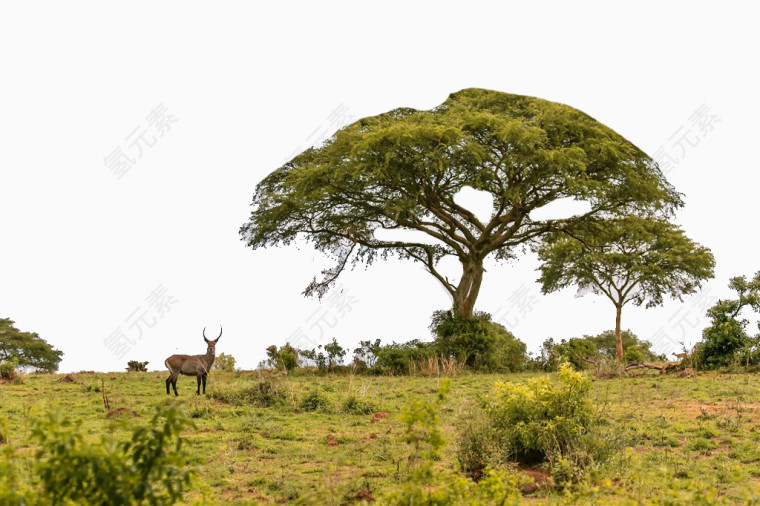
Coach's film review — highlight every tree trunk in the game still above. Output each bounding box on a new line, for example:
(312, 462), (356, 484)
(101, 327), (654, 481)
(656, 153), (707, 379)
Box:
(614, 303), (623, 361)
(453, 259), (484, 318)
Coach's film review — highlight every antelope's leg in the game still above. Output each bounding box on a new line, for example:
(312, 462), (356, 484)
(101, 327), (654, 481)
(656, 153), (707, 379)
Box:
(196, 376), (201, 395)
(166, 375), (172, 395)
(202, 374), (207, 395)
(172, 375), (179, 396)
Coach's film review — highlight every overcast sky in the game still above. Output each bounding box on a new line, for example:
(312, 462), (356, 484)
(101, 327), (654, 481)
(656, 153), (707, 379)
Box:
(1, 2), (756, 373)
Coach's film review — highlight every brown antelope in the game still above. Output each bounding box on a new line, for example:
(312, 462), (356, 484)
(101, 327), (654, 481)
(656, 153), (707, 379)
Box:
(164, 326), (221, 396)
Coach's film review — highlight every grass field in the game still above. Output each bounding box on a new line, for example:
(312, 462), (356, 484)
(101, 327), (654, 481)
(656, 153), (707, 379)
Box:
(3, 368), (760, 504)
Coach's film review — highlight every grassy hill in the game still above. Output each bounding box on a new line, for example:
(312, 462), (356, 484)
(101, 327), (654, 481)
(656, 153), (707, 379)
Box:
(3, 369), (760, 504)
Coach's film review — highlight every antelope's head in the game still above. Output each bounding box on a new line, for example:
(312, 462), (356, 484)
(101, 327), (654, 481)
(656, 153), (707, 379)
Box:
(203, 326), (222, 355)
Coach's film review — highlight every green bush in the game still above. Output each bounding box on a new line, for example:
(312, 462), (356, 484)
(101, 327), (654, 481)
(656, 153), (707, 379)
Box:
(299, 388), (332, 412)
(210, 378), (286, 407)
(0, 359), (19, 381)
(341, 394), (378, 415)
(213, 352), (236, 371)
(541, 330), (663, 371)
(125, 360), (149, 372)
(375, 340), (434, 375)
(430, 310), (527, 371)
(24, 405), (196, 504)
(459, 363), (611, 486)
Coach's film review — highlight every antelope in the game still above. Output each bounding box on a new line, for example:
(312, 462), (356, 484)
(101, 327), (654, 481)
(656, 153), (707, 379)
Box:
(672, 352), (688, 361)
(165, 326), (221, 396)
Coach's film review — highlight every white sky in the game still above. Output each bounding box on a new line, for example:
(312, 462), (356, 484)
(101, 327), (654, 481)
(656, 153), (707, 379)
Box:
(1, 2), (757, 373)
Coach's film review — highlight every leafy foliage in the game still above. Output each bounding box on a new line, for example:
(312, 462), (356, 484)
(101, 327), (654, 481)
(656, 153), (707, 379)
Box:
(693, 272), (760, 369)
(126, 360), (149, 372)
(389, 379), (526, 504)
(0, 358), (19, 381)
(0, 318), (63, 372)
(27, 404), (196, 505)
(299, 388), (332, 412)
(540, 330), (664, 370)
(241, 88), (681, 318)
(460, 363), (611, 486)
(213, 352), (236, 371)
(353, 339), (382, 368)
(431, 310), (527, 371)
(265, 343), (300, 372)
(536, 216), (714, 359)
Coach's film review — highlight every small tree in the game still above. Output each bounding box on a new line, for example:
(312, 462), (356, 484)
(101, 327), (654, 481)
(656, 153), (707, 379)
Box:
(693, 272), (760, 369)
(0, 318), (63, 372)
(323, 338), (346, 369)
(213, 352), (236, 371)
(536, 216), (715, 360)
(353, 339), (382, 368)
(265, 343), (300, 372)
(125, 360), (148, 372)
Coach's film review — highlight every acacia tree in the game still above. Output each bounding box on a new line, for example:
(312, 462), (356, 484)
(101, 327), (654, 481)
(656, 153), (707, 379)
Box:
(241, 88), (681, 318)
(0, 318), (63, 372)
(535, 216), (715, 360)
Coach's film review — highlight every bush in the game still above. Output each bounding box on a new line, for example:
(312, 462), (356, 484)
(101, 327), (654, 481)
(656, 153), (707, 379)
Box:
(27, 405), (196, 504)
(210, 378), (286, 407)
(213, 352), (236, 371)
(431, 310), (527, 371)
(299, 388), (332, 412)
(375, 340), (434, 375)
(459, 363), (611, 486)
(125, 360), (148, 372)
(265, 343), (301, 372)
(540, 330), (663, 371)
(341, 395), (378, 415)
(0, 359), (19, 381)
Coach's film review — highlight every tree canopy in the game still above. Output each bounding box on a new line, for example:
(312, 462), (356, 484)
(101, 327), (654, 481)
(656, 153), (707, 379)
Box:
(536, 216), (715, 359)
(0, 318), (63, 372)
(241, 88), (681, 318)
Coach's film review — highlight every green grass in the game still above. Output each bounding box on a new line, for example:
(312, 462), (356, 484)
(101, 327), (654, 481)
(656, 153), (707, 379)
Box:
(3, 369), (760, 503)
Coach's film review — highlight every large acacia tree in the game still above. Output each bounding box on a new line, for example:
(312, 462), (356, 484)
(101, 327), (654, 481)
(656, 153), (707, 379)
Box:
(241, 89), (681, 318)
(536, 216), (715, 360)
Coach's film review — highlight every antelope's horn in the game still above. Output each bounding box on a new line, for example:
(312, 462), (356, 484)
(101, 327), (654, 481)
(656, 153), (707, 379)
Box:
(215, 326), (222, 342)
(203, 326), (209, 343)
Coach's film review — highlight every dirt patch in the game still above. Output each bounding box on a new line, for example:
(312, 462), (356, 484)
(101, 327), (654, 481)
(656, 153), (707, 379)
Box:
(371, 412), (390, 423)
(351, 488), (374, 502)
(326, 434), (339, 447)
(518, 467), (552, 494)
(58, 374), (77, 383)
(364, 432), (378, 442)
(106, 407), (140, 418)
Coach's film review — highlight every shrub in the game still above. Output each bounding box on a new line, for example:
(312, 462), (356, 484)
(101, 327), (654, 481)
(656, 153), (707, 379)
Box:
(353, 339), (382, 368)
(265, 343), (301, 372)
(341, 395), (378, 415)
(0, 359), (19, 381)
(125, 360), (149, 372)
(29, 405), (196, 504)
(323, 338), (346, 369)
(430, 310), (527, 371)
(459, 363), (611, 486)
(541, 330), (663, 371)
(213, 352), (236, 371)
(211, 378), (286, 407)
(299, 388), (332, 412)
(375, 340), (435, 375)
